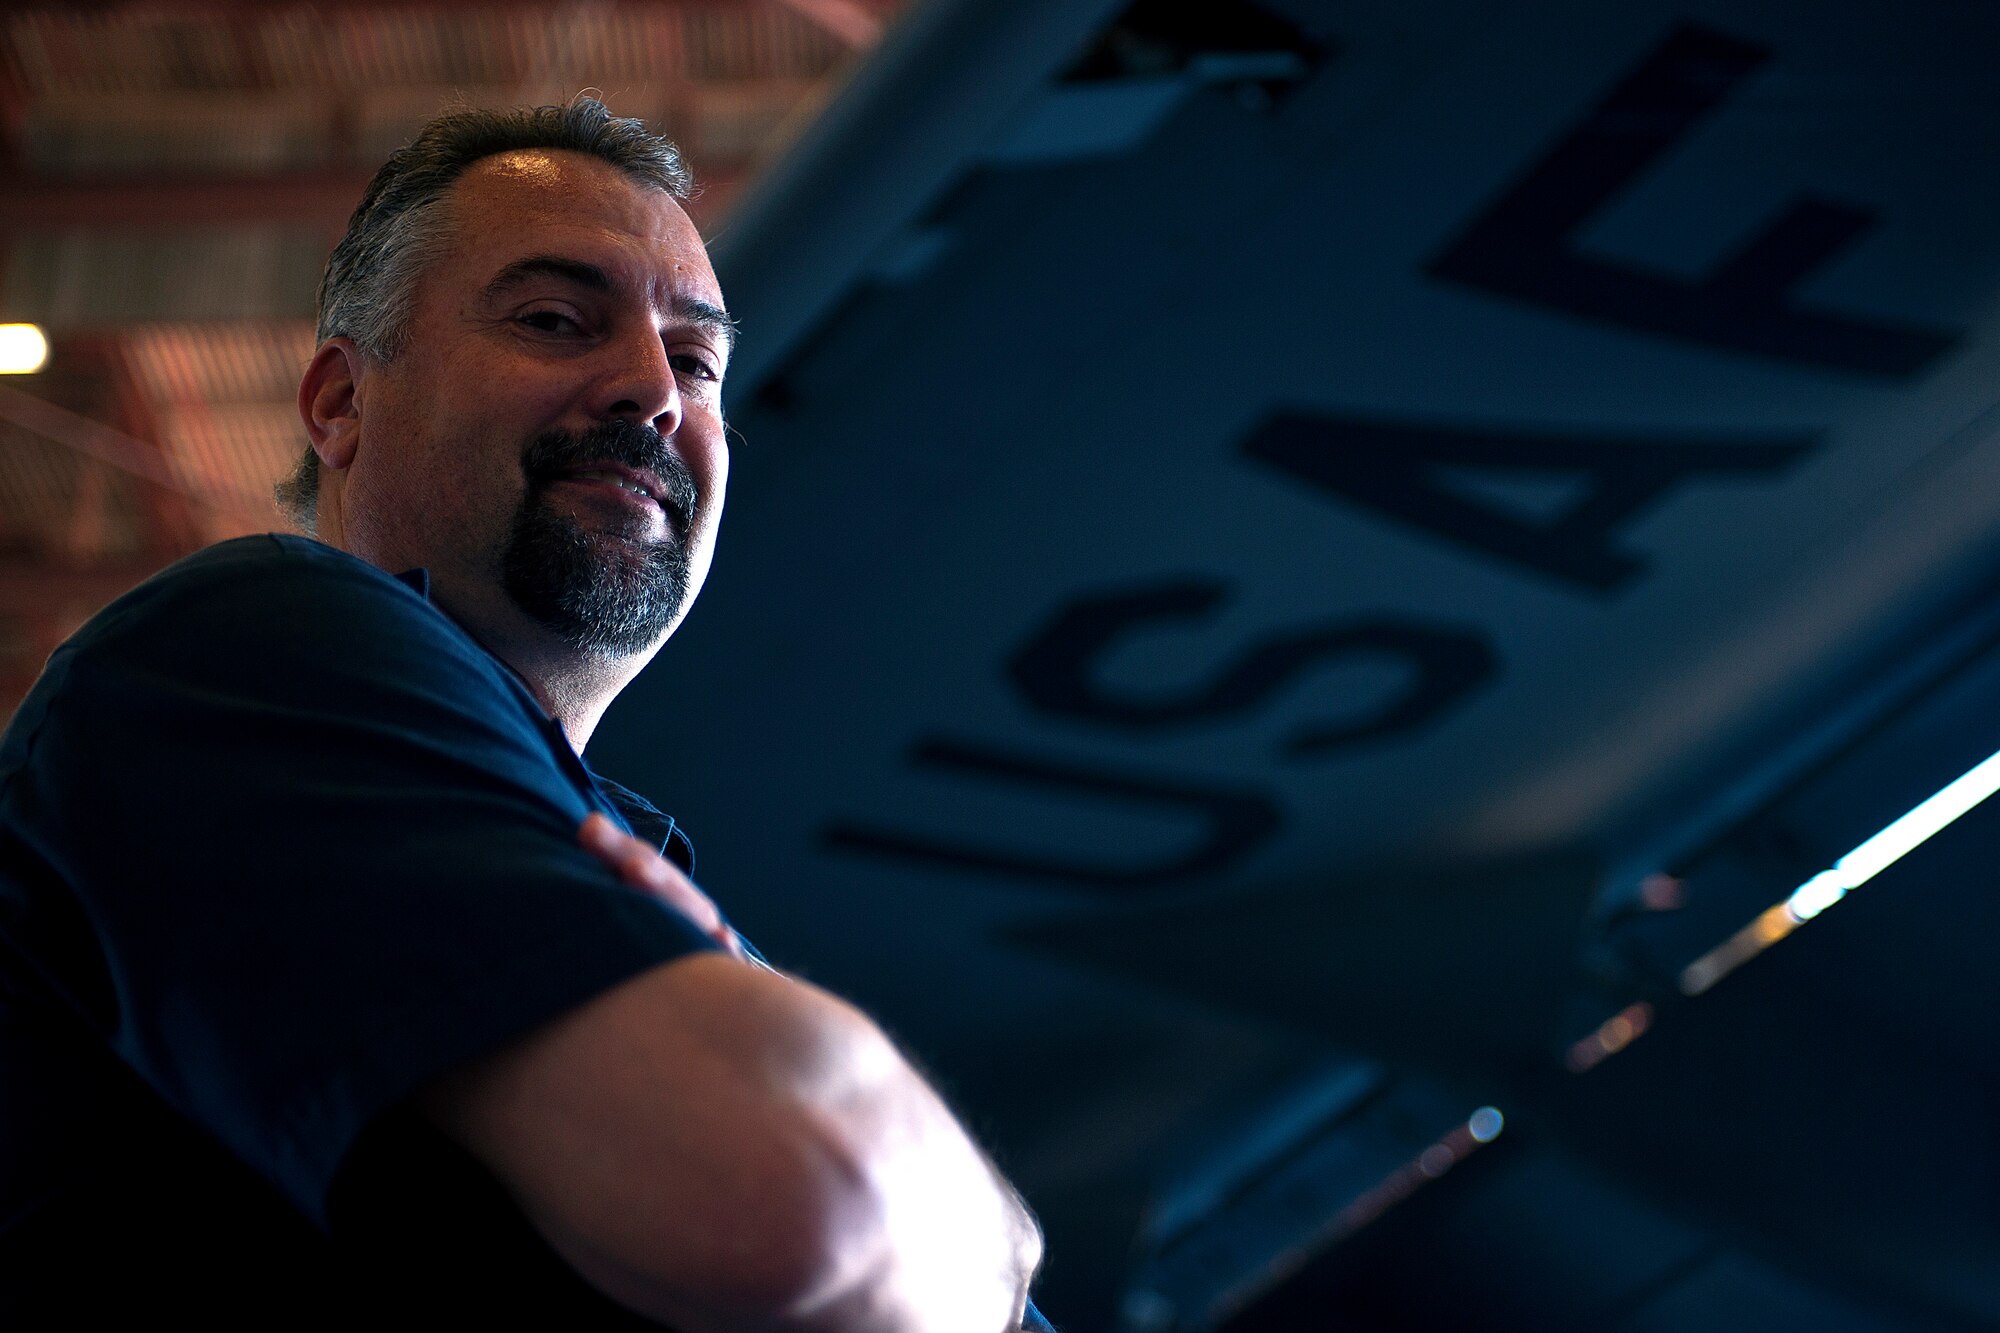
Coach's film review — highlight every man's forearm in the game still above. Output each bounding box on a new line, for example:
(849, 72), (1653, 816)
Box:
(696, 974), (1040, 1331)
(424, 954), (1038, 1332)
(799, 1013), (1041, 1330)
(544, 813), (1043, 1329)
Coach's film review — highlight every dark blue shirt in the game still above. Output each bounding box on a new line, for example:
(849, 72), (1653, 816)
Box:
(0, 535), (721, 1324)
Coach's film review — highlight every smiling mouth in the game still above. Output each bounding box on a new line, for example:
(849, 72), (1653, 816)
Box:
(561, 466), (660, 503)
(524, 422), (698, 535)
(543, 466), (696, 542)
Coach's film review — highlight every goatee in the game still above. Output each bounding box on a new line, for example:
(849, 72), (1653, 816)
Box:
(502, 420), (699, 658)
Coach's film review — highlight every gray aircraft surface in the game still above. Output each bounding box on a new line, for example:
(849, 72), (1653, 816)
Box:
(589, 2), (2000, 1327)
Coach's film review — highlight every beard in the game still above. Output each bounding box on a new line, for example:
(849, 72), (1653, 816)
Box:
(501, 420), (700, 658)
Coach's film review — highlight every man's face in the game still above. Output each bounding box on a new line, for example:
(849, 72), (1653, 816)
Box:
(335, 149), (732, 659)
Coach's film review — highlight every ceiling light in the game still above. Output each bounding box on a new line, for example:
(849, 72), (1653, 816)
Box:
(1681, 743), (2000, 994)
(1827, 745), (2000, 888)
(0, 324), (49, 375)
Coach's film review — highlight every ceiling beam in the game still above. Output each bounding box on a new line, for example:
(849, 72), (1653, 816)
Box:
(771, 0), (883, 47)
(0, 382), (275, 529)
(0, 166), (744, 231)
(10, 0), (815, 14)
(0, 171), (375, 231)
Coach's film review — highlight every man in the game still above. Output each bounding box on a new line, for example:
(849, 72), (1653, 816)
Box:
(0, 101), (1050, 1330)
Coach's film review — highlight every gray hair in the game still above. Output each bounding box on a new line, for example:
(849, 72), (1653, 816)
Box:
(277, 98), (695, 530)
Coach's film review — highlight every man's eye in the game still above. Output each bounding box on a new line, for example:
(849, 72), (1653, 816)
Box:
(519, 309), (581, 334)
(672, 353), (720, 382)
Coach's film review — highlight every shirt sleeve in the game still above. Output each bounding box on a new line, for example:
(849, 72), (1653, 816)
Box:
(0, 537), (720, 1226)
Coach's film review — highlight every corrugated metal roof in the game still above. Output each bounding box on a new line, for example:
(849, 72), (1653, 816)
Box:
(124, 320), (312, 528)
(6, 229), (328, 326)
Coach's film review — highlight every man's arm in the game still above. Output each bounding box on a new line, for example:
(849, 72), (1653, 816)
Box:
(417, 815), (1041, 1330)
(420, 952), (1041, 1331)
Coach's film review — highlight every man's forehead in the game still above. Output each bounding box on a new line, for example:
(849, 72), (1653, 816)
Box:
(466, 147), (573, 186)
(459, 148), (626, 204)
(449, 149), (720, 298)
(454, 151), (712, 256)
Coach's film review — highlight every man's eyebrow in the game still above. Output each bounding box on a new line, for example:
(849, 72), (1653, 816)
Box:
(673, 295), (738, 354)
(480, 255), (612, 299)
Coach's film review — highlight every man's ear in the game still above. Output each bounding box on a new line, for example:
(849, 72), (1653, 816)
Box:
(298, 338), (366, 471)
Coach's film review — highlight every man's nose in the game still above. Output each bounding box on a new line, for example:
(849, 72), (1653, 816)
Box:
(595, 327), (682, 436)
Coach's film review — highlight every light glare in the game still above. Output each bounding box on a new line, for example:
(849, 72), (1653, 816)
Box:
(0, 324), (49, 375)
(1467, 1106), (1504, 1142)
(1681, 742), (2000, 995)
(1784, 870), (1846, 922)
(1830, 745), (2000, 888)
(1564, 1003), (1654, 1070)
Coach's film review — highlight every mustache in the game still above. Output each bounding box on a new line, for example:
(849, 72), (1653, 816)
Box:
(522, 421), (699, 528)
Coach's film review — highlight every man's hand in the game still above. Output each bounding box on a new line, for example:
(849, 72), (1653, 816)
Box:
(578, 812), (746, 961)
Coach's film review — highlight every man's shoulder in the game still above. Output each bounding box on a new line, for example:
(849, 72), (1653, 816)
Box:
(52, 533), (479, 677)
(176, 532), (391, 581)
(10, 534), (516, 757)
(76, 533), (430, 643)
